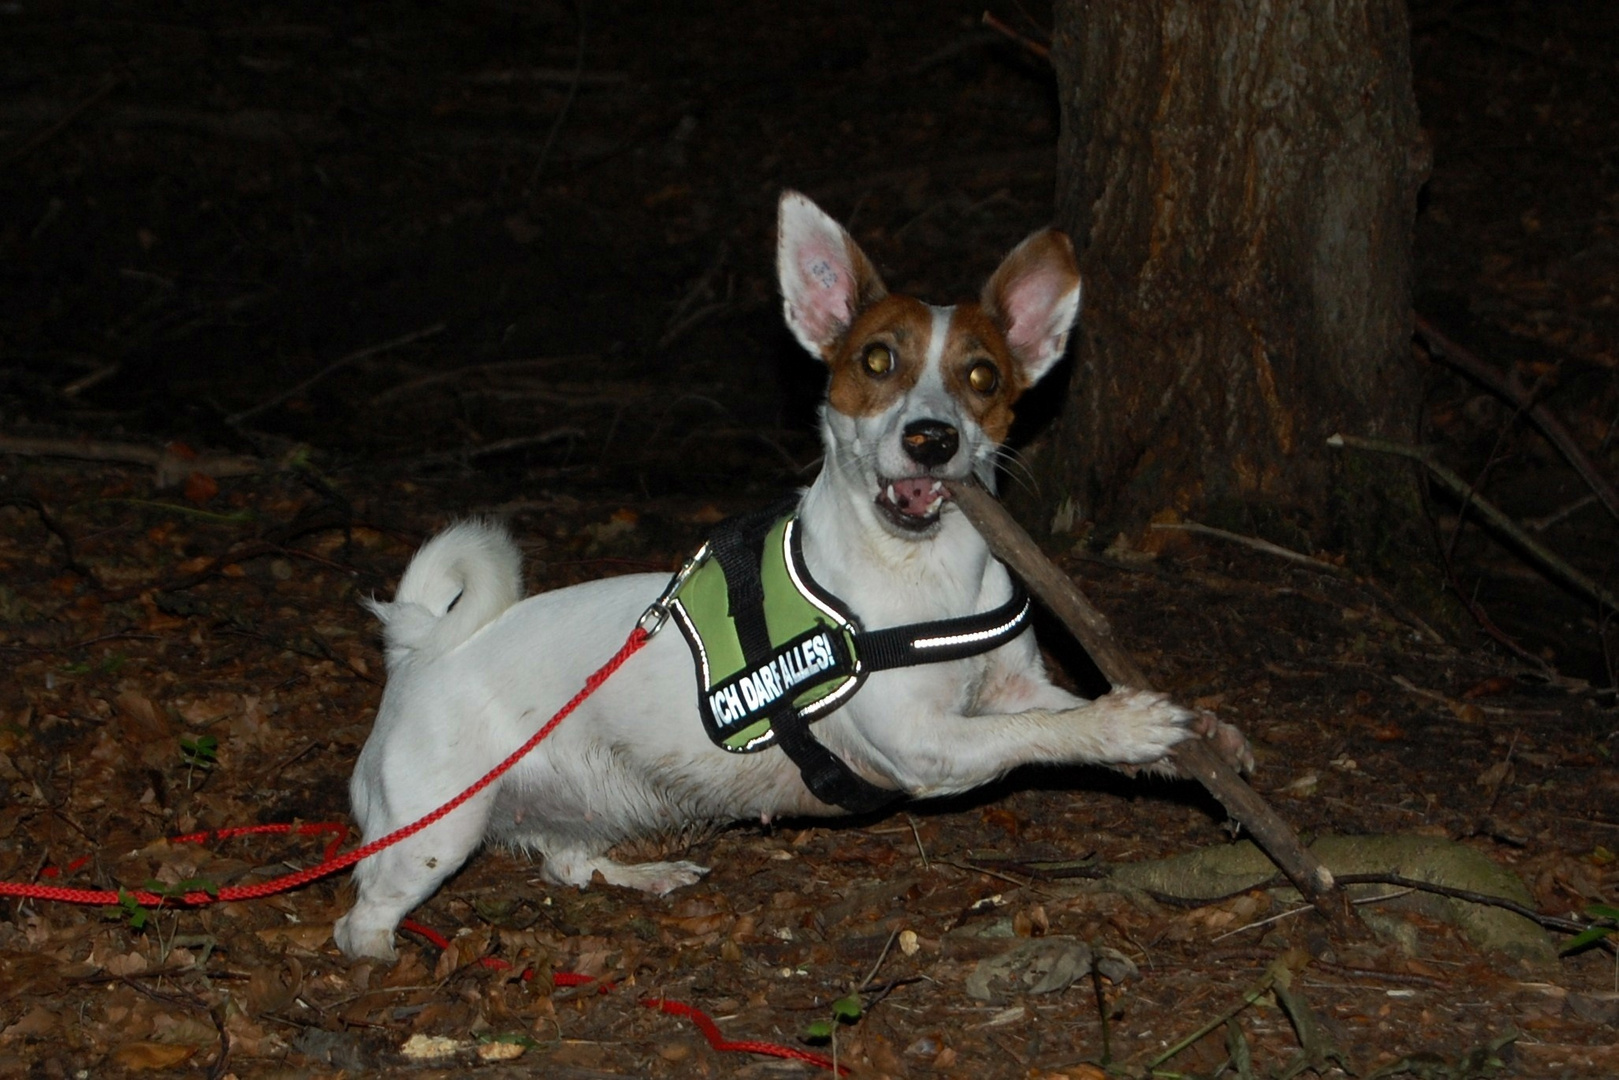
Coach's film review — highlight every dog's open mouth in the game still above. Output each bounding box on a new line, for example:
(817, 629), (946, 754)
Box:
(876, 477), (947, 531)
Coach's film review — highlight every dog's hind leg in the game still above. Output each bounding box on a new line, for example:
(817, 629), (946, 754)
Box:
(538, 848), (709, 895)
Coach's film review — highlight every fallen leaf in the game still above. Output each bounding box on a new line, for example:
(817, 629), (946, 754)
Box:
(112, 1042), (199, 1070)
(246, 957), (303, 1016)
(1, 1005), (59, 1041)
(1462, 676), (1515, 699)
(183, 472), (219, 504)
(965, 937), (1136, 1003)
(255, 924), (332, 951)
(980, 807), (1020, 838)
(115, 690), (172, 739)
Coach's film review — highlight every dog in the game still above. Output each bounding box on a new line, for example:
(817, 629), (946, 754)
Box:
(333, 191), (1250, 960)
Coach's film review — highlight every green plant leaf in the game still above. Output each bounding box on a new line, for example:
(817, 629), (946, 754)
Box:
(1559, 924), (1614, 955)
(180, 734), (219, 767)
(115, 890), (150, 930)
(171, 877), (220, 897)
(831, 994), (862, 1022)
(803, 1020), (833, 1043)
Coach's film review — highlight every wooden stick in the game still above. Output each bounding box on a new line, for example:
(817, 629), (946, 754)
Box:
(944, 480), (1350, 930)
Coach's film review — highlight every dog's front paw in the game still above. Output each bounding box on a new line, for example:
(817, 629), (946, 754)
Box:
(1097, 687), (1196, 765)
(1191, 710), (1255, 774)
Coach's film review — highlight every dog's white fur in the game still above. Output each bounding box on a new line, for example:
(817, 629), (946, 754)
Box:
(334, 192), (1236, 960)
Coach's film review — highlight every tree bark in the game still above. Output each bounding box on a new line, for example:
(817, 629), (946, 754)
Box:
(1035, 0), (1429, 552)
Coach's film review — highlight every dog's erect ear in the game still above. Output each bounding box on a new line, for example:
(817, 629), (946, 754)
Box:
(777, 191), (888, 360)
(981, 229), (1081, 385)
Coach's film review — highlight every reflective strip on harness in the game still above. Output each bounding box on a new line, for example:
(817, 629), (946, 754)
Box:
(667, 511), (1031, 755)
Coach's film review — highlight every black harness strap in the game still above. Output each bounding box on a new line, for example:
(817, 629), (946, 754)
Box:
(831, 586), (1030, 673)
(701, 501), (1032, 815)
(707, 500), (787, 669)
(709, 500), (900, 813)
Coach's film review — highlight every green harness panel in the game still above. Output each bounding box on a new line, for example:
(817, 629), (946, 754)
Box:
(663, 509), (1034, 770)
(670, 516), (863, 752)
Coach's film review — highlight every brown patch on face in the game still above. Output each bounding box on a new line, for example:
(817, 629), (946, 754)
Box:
(941, 303), (1029, 444)
(825, 295), (935, 418)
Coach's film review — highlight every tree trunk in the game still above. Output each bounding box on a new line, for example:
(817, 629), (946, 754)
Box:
(1034, 0), (1429, 556)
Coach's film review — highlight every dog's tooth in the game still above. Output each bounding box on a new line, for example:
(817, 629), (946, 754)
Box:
(886, 483), (898, 504)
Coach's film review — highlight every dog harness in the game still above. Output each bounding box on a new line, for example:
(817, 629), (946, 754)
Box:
(641, 499), (1032, 813)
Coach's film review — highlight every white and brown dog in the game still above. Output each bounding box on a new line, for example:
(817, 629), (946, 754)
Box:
(334, 192), (1248, 960)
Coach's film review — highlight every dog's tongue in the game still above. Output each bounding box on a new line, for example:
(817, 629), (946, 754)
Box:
(887, 477), (941, 517)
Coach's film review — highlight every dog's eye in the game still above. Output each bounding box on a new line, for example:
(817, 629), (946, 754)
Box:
(861, 343), (895, 378)
(967, 359), (999, 394)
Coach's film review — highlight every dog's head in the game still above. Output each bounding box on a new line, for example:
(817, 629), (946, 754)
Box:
(777, 190), (1080, 538)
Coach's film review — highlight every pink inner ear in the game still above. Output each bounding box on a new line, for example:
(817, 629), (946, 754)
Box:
(1001, 271), (1068, 356)
(792, 237), (855, 342)
(983, 230), (1080, 377)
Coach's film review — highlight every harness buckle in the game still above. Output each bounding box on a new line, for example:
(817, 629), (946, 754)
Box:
(638, 541), (711, 637)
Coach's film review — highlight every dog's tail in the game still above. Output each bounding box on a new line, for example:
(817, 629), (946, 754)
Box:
(367, 520), (523, 669)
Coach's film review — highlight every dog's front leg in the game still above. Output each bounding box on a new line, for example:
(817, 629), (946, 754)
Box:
(970, 652), (1255, 780)
(839, 664), (1194, 800)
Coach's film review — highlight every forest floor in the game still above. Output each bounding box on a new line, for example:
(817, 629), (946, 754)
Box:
(2, 1), (1617, 1077)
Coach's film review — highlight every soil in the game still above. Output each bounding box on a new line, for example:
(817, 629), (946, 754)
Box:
(2, 1), (1617, 1077)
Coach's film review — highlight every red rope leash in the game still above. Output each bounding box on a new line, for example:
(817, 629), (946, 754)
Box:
(0, 627), (650, 908)
(3, 622), (844, 1076)
(641, 997), (846, 1074)
(399, 919), (846, 1074)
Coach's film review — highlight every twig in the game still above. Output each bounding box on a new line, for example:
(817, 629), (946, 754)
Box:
(1525, 493), (1599, 533)
(981, 11), (1050, 61)
(1332, 873), (1597, 939)
(904, 814), (931, 870)
(1415, 314), (1619, 527)
(1390, 675), (1513, 716)
(226, 323), (445, 425)
(527, 1), (589, 189)
(2, 77), (120, 163)
(468, 68), (627, 87)
(0, 434), (259, 487)
(658, 240), (732, 350)
(367, 355), (591, 407)
(1328, 433), (1619, 617)
(1, 495), (96, 581)
(945, 481), (1352, 934)
(857, 930), (899, 992)
(61, 361), (121, 397)
(940, 858), (1029, 889)
(410, 428), (585, 468)
(1148, 951), (1309, 1071)
(1213, 888), (1417, 943)
(1150, 520), (1350, 577)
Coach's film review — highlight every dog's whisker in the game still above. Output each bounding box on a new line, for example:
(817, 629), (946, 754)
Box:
(990, 446), (1041, 498)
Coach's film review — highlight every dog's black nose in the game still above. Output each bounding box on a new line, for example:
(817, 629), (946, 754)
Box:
(902, 420), (959, 467)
